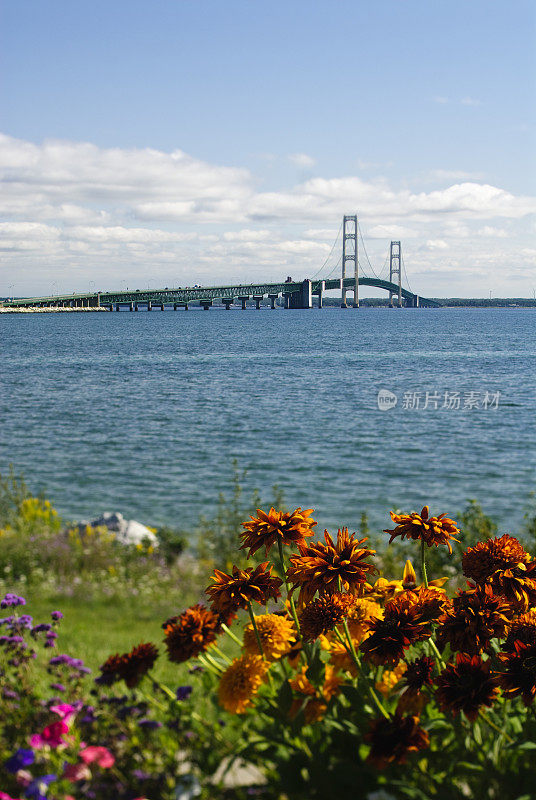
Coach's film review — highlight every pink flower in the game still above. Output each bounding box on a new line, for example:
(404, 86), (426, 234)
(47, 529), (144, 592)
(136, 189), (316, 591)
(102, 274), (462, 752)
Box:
(50, 703), (78, 724)
(30, 719), (69, 749)
(63, 762), (92, 782)
(79, 746), (115, 769)
(0, 793), (23, 800)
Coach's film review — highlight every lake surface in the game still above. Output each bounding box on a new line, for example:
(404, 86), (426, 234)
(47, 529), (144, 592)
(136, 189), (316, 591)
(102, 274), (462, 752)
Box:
(1, 308), (535, 539)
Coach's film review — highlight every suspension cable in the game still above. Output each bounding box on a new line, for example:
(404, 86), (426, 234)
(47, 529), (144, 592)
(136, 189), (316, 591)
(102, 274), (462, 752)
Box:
(358, 226), (381, 279)
(311, 220), (344, 279)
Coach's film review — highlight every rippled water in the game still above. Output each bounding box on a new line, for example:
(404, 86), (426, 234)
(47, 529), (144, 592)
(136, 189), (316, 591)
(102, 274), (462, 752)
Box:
(1, 308), (535, 537)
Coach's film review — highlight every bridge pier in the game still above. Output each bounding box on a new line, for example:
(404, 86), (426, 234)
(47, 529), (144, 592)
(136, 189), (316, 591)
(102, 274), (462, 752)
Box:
(268, 293), (278, 309)
(223, 298), (233, 310)
(116, 304), (121, 311)
(238, 296), (249, 310)
(184, 303), (188, 311)
(129, 302), (134, 311)
(254, 296), (262, 310)
(289, 280), (312, 309)
(135, 303), (139, 311)
(147, 301), (152, 311)
(160, 304), (165, 311)
(316, 280), (325, 309)
(200, 300), (212, 311)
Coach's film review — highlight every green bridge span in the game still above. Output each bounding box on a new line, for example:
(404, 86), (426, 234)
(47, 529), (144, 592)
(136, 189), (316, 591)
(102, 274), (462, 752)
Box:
(3, 277), (441, 310)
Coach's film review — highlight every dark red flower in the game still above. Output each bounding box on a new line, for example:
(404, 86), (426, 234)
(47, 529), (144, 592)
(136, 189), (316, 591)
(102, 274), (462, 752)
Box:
(360, 595), (430, 667)
(435, 653), (499, 721)
(98, 642), (158, 688)
(497, 641), (536, 706)
(365, 713), (429, 769)
(163, 604), (219, 664)
(436, 584), (511, 655)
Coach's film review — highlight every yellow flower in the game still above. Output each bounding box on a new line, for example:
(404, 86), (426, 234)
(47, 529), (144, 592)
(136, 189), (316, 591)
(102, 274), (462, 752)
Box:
(218, 655), (269, 714)
(375, 662), (407, 697)
(346, 597), (383, 642)
(288, 664), (342, 723)
(243, 614), (296, 661)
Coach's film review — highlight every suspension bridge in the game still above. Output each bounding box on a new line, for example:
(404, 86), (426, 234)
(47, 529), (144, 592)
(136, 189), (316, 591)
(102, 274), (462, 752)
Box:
(3, 216), (441, 310)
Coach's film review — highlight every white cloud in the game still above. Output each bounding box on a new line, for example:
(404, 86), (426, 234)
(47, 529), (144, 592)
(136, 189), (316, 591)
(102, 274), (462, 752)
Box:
(288, 153), (316, 168)
(461, 96), (482, 106)
(0, 132), (535, 297)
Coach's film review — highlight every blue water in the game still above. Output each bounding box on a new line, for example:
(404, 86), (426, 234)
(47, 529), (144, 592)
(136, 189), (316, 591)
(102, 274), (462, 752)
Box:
(1, 308), (535, 537)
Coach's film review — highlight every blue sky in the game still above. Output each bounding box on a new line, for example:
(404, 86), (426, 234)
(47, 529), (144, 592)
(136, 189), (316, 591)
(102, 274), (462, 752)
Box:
(1, 0), (535, 297)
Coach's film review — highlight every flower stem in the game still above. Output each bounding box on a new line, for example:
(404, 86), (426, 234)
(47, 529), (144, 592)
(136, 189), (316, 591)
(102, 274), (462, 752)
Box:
(277, 538), (301, 638)
(479, 709), (514, 744)
(221, 621), (242, 646)
(247, 601), (265, 657)
(208, 642), (232, 664)
(420, 539), (429, 589)
(335, 625), (389, 720)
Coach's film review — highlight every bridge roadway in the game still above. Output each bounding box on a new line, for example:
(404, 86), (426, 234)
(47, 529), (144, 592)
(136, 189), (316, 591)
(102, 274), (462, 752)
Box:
(3, 277), (441, 309)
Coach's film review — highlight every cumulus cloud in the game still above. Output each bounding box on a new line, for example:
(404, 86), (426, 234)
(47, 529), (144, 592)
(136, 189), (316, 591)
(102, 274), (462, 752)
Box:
(288, 153), (316, 168)
(0, 132), (535, 296)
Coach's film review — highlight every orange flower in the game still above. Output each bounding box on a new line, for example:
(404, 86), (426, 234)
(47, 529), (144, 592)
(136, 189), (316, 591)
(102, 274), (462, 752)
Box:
(462, 535), (536, 611)
(98, 642), (158, 688)
(218, 654), (269, 714)
(241, 507), (316, 558)
(376, 662), (407, 697)
(163, 604), (219, 664)
(287, 528), (376, 603)
(503, 609), (536, 652)
(206, 562), (283, 616)
(345, 597), (383, 641)
(435, 654), (499, 721)
(298, 593), (350, 642)
(384, 506), (459, 554)
(365, 714), (429, 769)
(436, 585), (511, 655)
(288, 664), (342, 722)
(243, 613), (296, 660)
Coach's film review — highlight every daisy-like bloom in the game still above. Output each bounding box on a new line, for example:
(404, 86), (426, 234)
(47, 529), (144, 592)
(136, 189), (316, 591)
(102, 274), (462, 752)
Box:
(360, 594), (430, 667)
(163, 604), (219, 664)
(376, 662), (407, 697)
(98, 642), (158, 688)
(206, 562), (283, 617)
(287, 528), (376, 604)
(436, 585), (511, 655)
(243, 613), (296, 660)
(435, 653), (499, 721)
(345, 596), (383, 641)
(240, 507), (316, 558)
(401, 656), (435, 695)
(462, 535), (536, 612)
(298, 593), (350, 642)
(384, 506), (459, 554)
(497, 641), (536, 705)
(503, 609), (536, 651)
(365, 713), (429, 769)
(218, 654), (269, 714)
(404, 586), (451, 624)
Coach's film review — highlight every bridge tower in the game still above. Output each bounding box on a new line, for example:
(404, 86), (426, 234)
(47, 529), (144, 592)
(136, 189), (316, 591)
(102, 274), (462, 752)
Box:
(341, 215), (358, 308)
(389, 241), (402, 308)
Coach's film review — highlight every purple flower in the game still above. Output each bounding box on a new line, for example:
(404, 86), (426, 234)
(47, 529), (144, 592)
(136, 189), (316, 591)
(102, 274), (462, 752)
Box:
(25, 773), (56, 799)
(50, 683), (65, 692)
(50, 611), (63, 621)
(138, 719), (162, 729)
(32, 623), (52, 636)
(5, 747), (34, 773)
(176, 685), (193, 701)
(0, 593), (26, 609)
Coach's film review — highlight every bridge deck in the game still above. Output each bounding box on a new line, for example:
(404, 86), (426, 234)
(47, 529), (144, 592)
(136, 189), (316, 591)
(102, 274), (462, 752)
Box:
(3, 278), (441, 308)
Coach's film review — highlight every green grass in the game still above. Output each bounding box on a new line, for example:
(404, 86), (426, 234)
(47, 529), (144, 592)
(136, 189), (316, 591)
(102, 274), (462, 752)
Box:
(24, 587), (242, 693)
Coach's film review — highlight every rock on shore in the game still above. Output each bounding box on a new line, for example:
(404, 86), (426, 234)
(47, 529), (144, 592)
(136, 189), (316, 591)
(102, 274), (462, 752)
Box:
(74, 511), (158, 546)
